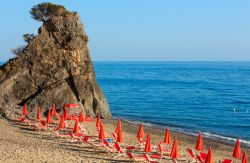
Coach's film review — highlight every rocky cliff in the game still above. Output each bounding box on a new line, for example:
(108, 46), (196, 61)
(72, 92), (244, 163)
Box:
(0, 3), (111, 118)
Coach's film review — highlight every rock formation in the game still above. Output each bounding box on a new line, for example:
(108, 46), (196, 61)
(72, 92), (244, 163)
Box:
(0, 3), (111, 118)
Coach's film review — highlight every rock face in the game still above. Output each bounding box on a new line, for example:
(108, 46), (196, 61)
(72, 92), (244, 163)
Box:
(0, 8), (111, 118)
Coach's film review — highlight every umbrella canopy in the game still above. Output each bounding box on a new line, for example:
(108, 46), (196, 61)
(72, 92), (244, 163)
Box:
(116, 122), (123, 143)
(242, 151), (248, 163)
(63, 108), (68, 120)
(99, 122), (105, 140)
(96, 115), (101, 130)
(137, 123), (145, 140)
(36, 107), (41, 121)
(79, 112), (84, 122)
(233, 139), (241, 159)
(64, 103), (79, 108)
(144, 134), (152, 152)
(195, 132), (204, 151)
(73, 119), (80, 134)
(205, 146), (214, 163)
(46, 110), (52, 124)
(115, 119), (121, 133)
(170, 137), (179, 159)
(51, 104), (57, 116)
(57, 115), (65, 130)
(164, 128), (171, 144)
(23, 103), (28, 116)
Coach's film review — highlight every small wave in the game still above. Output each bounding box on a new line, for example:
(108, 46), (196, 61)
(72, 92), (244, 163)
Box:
(118, 117), (250, 147)
(203, 132), (250, 147)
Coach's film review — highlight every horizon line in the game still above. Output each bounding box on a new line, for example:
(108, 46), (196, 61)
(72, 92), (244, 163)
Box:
(1, 60), (250, 63)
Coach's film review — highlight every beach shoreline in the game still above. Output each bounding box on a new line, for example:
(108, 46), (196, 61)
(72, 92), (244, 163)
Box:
(0, 115), (249, 162)
(112, 117), (250, 148)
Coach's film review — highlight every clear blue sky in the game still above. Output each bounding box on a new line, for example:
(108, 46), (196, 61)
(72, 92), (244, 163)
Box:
(0, 0), (250, 61)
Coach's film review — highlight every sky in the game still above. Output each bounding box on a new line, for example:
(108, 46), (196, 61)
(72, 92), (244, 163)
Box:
(0, 0), (250, 61)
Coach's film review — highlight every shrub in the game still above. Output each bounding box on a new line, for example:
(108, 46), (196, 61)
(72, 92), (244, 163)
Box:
(10, 46), (26, 56)
(30, 2), (66, 22)
(23, 33), (35, 43)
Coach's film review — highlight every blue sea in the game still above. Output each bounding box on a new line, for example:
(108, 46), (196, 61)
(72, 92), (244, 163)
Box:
(94, 61), (250, 146)
(1, 61), (250, 145)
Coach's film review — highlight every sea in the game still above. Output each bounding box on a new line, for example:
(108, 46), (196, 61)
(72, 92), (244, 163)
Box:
(94, 61), (250, 146)
(1, 61), (250, 146)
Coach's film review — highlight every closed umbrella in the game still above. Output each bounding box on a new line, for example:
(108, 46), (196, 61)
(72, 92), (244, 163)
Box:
(99, 123), (105, 140)
(115, 119), (121, 133)
(79, 111), (84, 122)
(96, 115), (101, 130)
(164, 128), (171, 144)
(23, 103), (28, 116)
(116, 123), (123, 143)
(46, 110), (52, 124)
(137, 123), (145, 140)
(36, 107), (41, 121)
(205, 146), (214, 163)
(233, 139), (241, 159)
(144, 134), (152, 152)
(195, 132), (204, 151)
(73, 119), (80, 134)
(51, 104), (57, 116)
(170, 137), (179, 159)
(242, 151), (248, 163)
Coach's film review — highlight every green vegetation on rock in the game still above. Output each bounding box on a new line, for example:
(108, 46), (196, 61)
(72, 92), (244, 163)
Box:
(30, 2), (67, 22)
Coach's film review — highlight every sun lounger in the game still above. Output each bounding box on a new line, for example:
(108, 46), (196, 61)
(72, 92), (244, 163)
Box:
(143, 153), (160, 163)
(113, 142), (127, 158)
(52, 131), (71, 139)
(68, 133), (83, 142)
(127, 152), (145, 162)
(195, 155), (204, 163)
(200, 152), (207, 161)
(223, 159), (232, 163)
(158, 143), (169, 155)
(187, 148), (195, 158)
(112, 132), (117, 140)
(102, 140), (117, 154)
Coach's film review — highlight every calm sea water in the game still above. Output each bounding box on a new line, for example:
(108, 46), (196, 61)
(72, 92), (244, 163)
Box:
(94, 61), (250, 145)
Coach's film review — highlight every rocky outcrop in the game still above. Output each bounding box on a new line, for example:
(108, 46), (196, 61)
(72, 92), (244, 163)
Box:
(0, 5), (111, 118)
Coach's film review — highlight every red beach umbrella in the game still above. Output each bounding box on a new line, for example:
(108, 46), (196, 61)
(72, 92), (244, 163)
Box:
(96, 115), (101, 130)
(51, 104), (57, 116)
(195, 132), (204, 151)
(170, 137), (179, 159)
(36, 107), (41, 121)
(57, 115), (65, 130)
(137, 123), (145, 140)
(23, 103), (28, 116)
(164, 128), (171, 144)
(63, 108), (68, 120)
(205, 146), (214, 163)
(79, 111), (84, 122)
(115, 119), (121, 133)
(233, 139), (242, 159)
(73, 119), (80, 134)
(64, 103), (79, 108)
(46, 110), (52, 124)
(242, 151), (248, 163)
(116, 122), (123, 143)
(99, 123), (105, 140)
(144, 134), (152, 152)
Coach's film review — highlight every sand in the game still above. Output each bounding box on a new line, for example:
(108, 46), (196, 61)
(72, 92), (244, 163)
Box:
(0, 115), (248, 163)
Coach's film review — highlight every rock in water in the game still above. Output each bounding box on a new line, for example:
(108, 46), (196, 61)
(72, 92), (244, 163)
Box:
(0, 3), (111, 118)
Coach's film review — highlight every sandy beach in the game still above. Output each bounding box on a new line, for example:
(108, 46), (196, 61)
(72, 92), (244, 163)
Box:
(0, 115), (248, 163)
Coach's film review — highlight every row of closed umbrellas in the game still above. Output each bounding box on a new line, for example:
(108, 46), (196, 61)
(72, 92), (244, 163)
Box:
(22, 103), (248, 162)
